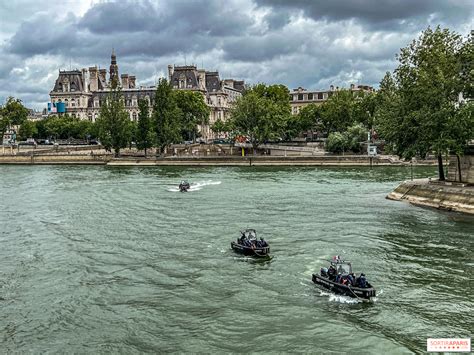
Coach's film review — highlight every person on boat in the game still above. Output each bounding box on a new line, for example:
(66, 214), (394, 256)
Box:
(327, 265), (336, 280)
(347, 273), (355, 286)
(356, 273), (367, 288)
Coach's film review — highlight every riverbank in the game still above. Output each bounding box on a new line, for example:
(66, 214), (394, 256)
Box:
(0, 153), (438, 166)
(387, 179), (474, 215)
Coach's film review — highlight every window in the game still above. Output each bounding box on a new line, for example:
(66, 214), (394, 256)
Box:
(308, 93), (313, 100)
(133, 112), (137, 122)
(88, 113), (92, 121)
(318, 93), (323, 100)
(289, 95), (293, 101)
(298, 94), (303, 101)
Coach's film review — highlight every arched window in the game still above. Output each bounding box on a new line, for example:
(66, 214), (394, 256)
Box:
(133, 112), (137, 122)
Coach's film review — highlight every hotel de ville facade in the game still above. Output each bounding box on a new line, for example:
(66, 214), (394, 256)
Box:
(49, 51), (245, 140)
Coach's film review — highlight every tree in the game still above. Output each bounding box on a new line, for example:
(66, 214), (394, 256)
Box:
(230, 84), (290, 150)
(326, 132), (347, 153)
(153, 78), (182, 155)
(376, 26), (470, 180)
(96, 79), (130, 157)
(345, 123), (367, 153)
(286, 103), (322, 140)
(210, 119), (226, 138)
(136, 98), (154, 157)
(0, 97), (29, 138)
(174, 90), (210, 142)
(319, 90), (355, 135)
(18, 120), (38, 140)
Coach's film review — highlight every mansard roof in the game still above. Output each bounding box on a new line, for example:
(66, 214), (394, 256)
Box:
(52, 70), (84, 92)
(170, 66), (199, 89)
(205, 72), (221, 92)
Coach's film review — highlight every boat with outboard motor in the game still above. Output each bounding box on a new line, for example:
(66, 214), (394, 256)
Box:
(179, 180), (191, 192)
(231, 229), (270, 257)
(312, 256), (376, 300)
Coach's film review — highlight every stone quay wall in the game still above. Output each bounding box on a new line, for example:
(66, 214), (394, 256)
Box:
(387, 179), (474, 215)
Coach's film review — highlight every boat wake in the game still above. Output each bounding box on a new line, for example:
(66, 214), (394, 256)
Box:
(319, 290), (360, 304)
(168, 180), (221, 192)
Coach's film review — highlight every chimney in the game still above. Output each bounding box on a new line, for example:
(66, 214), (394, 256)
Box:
(168, 65), (174, 81)
(89, 66), (98, 91)
(121, 74), (129, 89)
(82, 68), (88, 93)
(129, 76), (136, 88)
(99, 69), (107, 82)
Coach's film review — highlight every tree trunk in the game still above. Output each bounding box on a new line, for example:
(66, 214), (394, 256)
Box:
(437, 153), (445, 181)
(114, 148), (120, 158)
(144, 146), (147, 158)
(456, 154), (462, 183)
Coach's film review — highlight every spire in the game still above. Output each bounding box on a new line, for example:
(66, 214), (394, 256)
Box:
(111, 48), (116, 65)
(109, 48), (118, 84)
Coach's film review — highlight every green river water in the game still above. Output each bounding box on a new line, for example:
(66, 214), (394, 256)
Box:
(0, 165), (472, 354)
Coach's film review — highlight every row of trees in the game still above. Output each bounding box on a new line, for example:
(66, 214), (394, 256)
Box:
(97, 77), (210, 157)
(217, 26), (472, 180)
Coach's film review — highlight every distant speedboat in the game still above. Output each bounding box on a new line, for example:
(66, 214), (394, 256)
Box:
(312, 256), (376, 300)
(179, 180), (190, 192)
(231, 229), (270, 257)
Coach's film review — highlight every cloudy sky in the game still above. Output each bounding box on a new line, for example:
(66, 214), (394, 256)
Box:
(0, 0), (472, 110)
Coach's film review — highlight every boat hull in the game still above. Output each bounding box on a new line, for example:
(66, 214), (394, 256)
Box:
(231, 242), (270, 257)
(312, 274), (376, 300)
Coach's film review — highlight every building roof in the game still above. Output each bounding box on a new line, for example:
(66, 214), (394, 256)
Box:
(205, 72), (221, 92)
(52, 71), (84, 92)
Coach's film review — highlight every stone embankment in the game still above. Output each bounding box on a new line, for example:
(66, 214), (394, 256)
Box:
(0, 153), (437, 166)
(387, 179), (474, 215)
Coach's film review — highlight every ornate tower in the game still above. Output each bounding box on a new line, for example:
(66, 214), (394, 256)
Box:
(109, 48), (119, 84)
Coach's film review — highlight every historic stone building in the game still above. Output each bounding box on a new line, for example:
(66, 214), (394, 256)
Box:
(167, 65), (245, 138)
(290, 84), (375, 115)
(49, 51), (245, 140)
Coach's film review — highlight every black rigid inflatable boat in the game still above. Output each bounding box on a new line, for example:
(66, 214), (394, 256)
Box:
(231, 229), (270, 257)
(179, 181), (191, 192)
(312, 257), (376, 300)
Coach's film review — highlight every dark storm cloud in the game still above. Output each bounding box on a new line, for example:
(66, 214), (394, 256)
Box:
(254, 0), (474, 29)
(7, 14), (80, 57)
(79, 0), (253, 36)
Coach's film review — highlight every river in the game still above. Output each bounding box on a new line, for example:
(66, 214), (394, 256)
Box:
(0, 165), (472, 353)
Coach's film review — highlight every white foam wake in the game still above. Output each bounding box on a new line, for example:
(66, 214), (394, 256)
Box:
(319, 290), (360, 304)
(167, 180), (222, 192)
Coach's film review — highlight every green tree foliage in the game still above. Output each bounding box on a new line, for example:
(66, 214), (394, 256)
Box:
(136, 98), (154, 156)
(0, 97), (29, 138)
(319, 90), (355, 135)
(286, 104), (322, 140)
(153, 78), (182, 154)
(230, 84), (290, 149)
(345, 123), (368, 153)
(18, 120), (38, 140)
(326, 123), (367, 153)
(174, 90), (210, 141)
(326, 132), (347, 153)
(96, 79), (130, 157)
(32, 115), (96, 140)
(375, 26), (472, 180)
